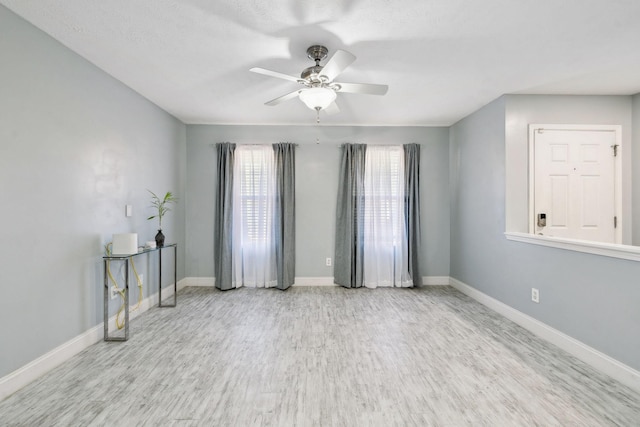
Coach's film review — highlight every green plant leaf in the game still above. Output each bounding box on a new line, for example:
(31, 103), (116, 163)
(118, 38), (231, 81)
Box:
(147, 189), (177, 228)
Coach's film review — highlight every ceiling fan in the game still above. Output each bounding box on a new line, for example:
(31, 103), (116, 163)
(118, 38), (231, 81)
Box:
(250, 45), (388, 122)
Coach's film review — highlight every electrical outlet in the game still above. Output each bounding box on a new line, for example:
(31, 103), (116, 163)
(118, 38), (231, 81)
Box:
(326, 257), (332, 266)
(531, 288), (540, 303)
(110, 286), (118, 300)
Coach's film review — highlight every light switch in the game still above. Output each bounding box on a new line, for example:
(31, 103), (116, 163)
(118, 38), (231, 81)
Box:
(125, 205), (133, 217)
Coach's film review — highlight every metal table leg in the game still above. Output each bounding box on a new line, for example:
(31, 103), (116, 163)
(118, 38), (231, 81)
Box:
(159, 245), (177, 307)
(104, 258), (130, 341)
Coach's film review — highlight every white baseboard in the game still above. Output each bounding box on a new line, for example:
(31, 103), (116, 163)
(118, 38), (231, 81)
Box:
(293, 276), (449, 287)
(422, 276), (450, 285)
(294, 277), (336, 286)
(179, 276), (338, 288)
(184, 276), (449, 287)
(181, 276), (215, 287)
(0, 279), (188, 402)
(449, 277), (640, 393)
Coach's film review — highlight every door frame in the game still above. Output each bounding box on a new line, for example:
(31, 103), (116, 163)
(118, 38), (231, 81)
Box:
(528, 124), (622, 243)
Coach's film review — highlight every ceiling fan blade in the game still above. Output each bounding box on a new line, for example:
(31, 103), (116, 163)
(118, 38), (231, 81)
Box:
(265, 90), (301, 106)
(250, 67), (302, 84)
(324, 101), (340, 115)
(334, 82), (388, 96)
(319, 49), (356, 81)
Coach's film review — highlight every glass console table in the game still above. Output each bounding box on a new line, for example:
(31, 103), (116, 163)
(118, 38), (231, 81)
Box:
(103, 243), (177, 341)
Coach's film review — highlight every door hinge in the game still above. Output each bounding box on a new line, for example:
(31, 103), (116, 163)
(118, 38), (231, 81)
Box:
(612, 144), (619, 156)
(614, 216), (617, 228)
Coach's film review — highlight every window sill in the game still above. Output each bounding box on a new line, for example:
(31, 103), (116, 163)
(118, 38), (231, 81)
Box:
(504, 232), (640, 262)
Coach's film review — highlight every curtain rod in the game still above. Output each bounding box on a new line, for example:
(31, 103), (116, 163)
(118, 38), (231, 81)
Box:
(208, 143), (414, 148)
(339, 143), (418, 148)
(209, 143), (299, 146)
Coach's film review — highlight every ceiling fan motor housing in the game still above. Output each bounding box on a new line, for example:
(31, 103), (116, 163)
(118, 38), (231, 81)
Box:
(301, 65), (324, 82)
(302, 45), (329, 83)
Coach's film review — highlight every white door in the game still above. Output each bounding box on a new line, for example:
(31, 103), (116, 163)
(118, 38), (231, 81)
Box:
(533, 128), (617, 243)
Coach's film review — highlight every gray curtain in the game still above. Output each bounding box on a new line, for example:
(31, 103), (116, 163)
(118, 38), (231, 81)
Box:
(273, 143), (296, 290)
(214, 142), (236, 291)
(404, 143), (422, 286)
(334, 143), (367, 288)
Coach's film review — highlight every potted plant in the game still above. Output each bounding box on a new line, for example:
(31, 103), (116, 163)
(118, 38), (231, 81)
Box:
(147, 190), (177, 247)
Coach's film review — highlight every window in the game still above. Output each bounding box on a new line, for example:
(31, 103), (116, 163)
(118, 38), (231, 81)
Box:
(363, 146), (404, 245)
(236, 146), (274, 242)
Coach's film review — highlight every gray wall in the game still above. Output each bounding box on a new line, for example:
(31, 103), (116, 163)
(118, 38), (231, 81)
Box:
(185, 125), (450, 279)
(0, 6), (186, 378)
(450, 95), (640, 371)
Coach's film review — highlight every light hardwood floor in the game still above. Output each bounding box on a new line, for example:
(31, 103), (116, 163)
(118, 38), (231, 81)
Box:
(1, 286), (640, 426)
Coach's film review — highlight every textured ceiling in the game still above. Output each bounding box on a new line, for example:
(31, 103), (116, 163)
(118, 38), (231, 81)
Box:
(3, 0), (640, 126)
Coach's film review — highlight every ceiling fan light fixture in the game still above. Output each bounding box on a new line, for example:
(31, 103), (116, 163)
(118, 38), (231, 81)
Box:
(299, 87), (336, 111)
